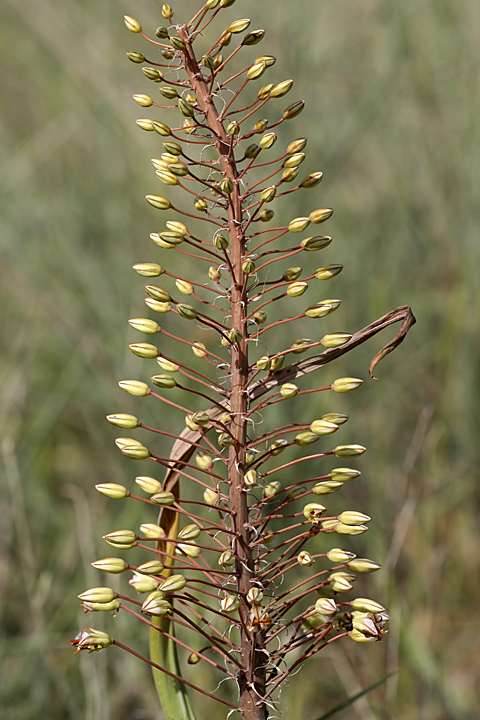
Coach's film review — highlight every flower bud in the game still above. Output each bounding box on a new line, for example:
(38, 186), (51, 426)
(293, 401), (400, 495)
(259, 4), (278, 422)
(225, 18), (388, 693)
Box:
(219, 551), (235, 567)
(133, 94), (153, 107)
(121, 444), (150, 460)
(270, 79), (293, 97)
(338, 511), (371, 525)
(330, 467), (361, 482)
(124, 15), (141, 32)
(288, 217), (310, 233)
(178, 524), (201, 541)
(107, 413), (138, 429)
(195, 452), (212, 471)
(263, 481), (281, 498)
(312, 481), (343, 495)
(195, 197), (208, 212)
(146, 194), (171, 210)
(220, 595), (240, 612)
(141, 592), (171, 616)
(192, 342), (207, 358)
(334, 444), (366, 459)
(103, 530), (136, 548)
(295, 431), (319, 446)
(291, 338), (310, 353)
(152, 121), (171, 136)
(160, 575), (187, 593)
(281, 167), (300, 183)
(218, 432), (233, 448)
(203, 488), (219, 505)
(135, 476), (162, 494)
(315, 264), (343, 280)
(301, 235), (332, 251)
(229, 18), (251, 33)
(170, 36), (186, 51)
(151, 374), (177, 390)
(137, 561), (164, 575)
(300, 172), (323, 188)
(269, 439), (288, 455)
(188, 653), (201, 664)
(92, 558), (127, 574)
(156, 358), (178, 374)
(71, 627), (113, 653)
(143, 67), (163, 81)
(150, 491), (176, 506)
(140, 523), (166, 539)
(214, 232), (229, 250)
(95, 483), (128, 499)
(321, 520), (339, 533)
(327, 548), (356, 563)
(286, 281), (308, 297)
(137, 118), (155, 131)
(331, 377), (363, 393)
(322, 333), (352, 348)
(283, 100), (305, 119)
(247, 61), (267, 80)
(348, 558), (381, 574)
(206, 0), (219, 7)
(155, 170), (179, 187)
(351, 597), (385, 613)
(335, 523), (368, 536)
(315, 597), (337, 616)
(259, 132), (277, 149)
(245, 143), (260, 158)
(280, 383), (298, 398)
(330, 576), (353, 593)
(242, 29), (265, 46)
(145, 299), (170, 314)
(256, 356), (271, 371)
(310, 419), (338, 435)
(242, 258), (256, 274)
(246, 587), (263, 605)
(162, 4), (173, 19)
(284, 152), (305, 169)
(349, 628), (377, 643)
(297, 551), (315, 566)
(305, 303), (333, 319)
(129, 572), (159, 593)
(309, 208), (334, 224)
(133, 263), (164, 278)
(270, 356), (284, 373)
(261, 186), (276, 203)
(244, 469), (258, 487)
(78, 587), (116, 604)
(127, 51), (145, 63)
(129, 317), (160, 335)
(303, 503), (326, 521)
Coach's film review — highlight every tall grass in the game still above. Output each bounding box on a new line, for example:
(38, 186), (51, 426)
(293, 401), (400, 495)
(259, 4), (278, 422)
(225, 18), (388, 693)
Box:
(1, 0), (478, 718)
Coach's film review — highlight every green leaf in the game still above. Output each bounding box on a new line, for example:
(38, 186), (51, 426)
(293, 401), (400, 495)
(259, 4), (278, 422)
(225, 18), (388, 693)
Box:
(312, 673), (395, 720)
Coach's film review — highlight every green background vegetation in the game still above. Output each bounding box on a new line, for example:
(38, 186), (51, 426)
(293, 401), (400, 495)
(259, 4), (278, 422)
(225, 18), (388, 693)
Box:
(1, 0), (478, 718)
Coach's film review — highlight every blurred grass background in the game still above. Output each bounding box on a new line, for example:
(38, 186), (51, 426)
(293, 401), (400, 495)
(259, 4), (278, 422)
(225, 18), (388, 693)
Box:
(1, 0), (478, 718)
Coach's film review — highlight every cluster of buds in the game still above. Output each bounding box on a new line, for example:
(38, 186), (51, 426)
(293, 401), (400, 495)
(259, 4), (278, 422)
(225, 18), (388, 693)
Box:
(72, 3), (414, 718)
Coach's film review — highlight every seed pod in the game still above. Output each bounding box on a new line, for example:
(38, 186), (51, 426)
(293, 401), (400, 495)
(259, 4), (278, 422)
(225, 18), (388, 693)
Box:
(242, 29), (265, 46)
(244, 469), (258, 487)
(95, 483), (128, 499)
(135, 476), (161, 494)
(283, 100), (305, 119)
(142, 593), (172, 617)
(195, 197), (208, 212)
(218, 433), (233, 448)
(310, 208), (334, 224)
(284, 152), (305, 168)
(92, 558), (128, 574)
(152, 121), (171, 136)
(330, 467), (361, 482)
(331, 377), (363, 393)
(301, 235), (332, 251)
(348, 558), (381, 574)
(295, 431), (319, 446)
(312, 481), (343, 495)
(263, 481), (282, 498)
(118, 380), (150, 397)
(297, 551), (315, 566)
(151, 374), (177, 389)
(143, 67), (163, 82)
(106, 413), (138, 429)
(287, 281), (308, 297)
(247, 61), (267, 80)
(155, 26), (169, 38)
(103, 530), (136, 548)
(315, 597), (337, 616)
(322, 333), (352, 348)
(303, 503), (326, 520)
(334, 444), (366, 458)
(280, 383), (298, 398)
(335, 522), (368, 535)
(310, 419), (338, 435)
(150, 491), (176, 506)
(124, 15), (141, 33)
(271, 79), (294, 98)
(259, 132), (277, 149)
(127, 51), (145, 63)
(221, 595), (240, 612)
(176, 303), (197, 320)
(133, 94), (153, 107)
(288, 217), (310, 233)
(261, 186), (276, 203)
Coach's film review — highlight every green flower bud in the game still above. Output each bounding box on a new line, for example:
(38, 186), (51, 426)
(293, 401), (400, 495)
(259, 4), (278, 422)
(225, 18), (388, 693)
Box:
(322, 412), (348, 425)
(203, 488), (219, 505)
(329, 571), (357, 583)
(136, 119), (154, 131)
(214, 232), (229, 250)
(205, 0), (219, 8)
(303, 503), (326, 521)
(145, 299), (170, 314)
(121, 444), (150, 460)
(259, 132), (277, 149)
(129, 318), (160, 334)
(299, 233), (331, 251)
(331, 377), (363, 393)
(270, 355), (284, 373)
(281, 167), (300, 183)
(220, 0), (236, 7)
(351, 598), (386, 614)
(327, 548), (356, 563)
(219, 551), (235, 567)
(150, 491), (176, 506)
(348, 558), (381, 573)
(78, 587), (116, 604)
(71, 627), (113, 652)
(338, 511), (371, 525)
(312, 481), (343, 495)
(245, 143), (260, 158)
(246, 587), (263, 605)
(133, 263), (164, 278)
(288, 217), (310, 233)
(242, 29), (265, 46)
(135, 476), (162, 494)
(160, 574), (187, 593)
(143, 67), (163, 81)
(195, 197), (208, 212)
(229, 18), (251, 33)
(310, 208), (334, 224)
(335, 522), (368, 535)
(271, 79), (293, 97)
(291, 338), (310, 353)
(297, 551), (315, 566)
(221, 595), (240, 612)
(252, 311), (267, 325)
(218, 432), (233, 448)
(170, 36), (186, 51)
(349, 628), (377, 643)
(129, 572), (159, 593)
(127, 51), (145, 63)
(269, 439), (288, 455)
(142, 592), (172, 616)
(330, 467), (361, 481)
(162, 5), (173, 20)
(95, 483), (128, 499)
(114, 437), (142, 450)
(188, 653), (201, 664)
(305, 303), (333, 319)
(118, 380), (151, 397)
(301, 171), (323, 188)
(256, 356), (271, 371)
(322, 333), (352, 348)
(220, 177), (234, 194)
(168, 163), (189, 178)
(280, 383), (298, 398)
(192, 342), (207, 358)
(195, 452), (212, 471)
(286, 281), (308, 297)
(310, 419), (338, 435)
(137, 560), (165, 575)
(334, 444), (366, 459)
(261, 186), (276, 203)
(133, 94), (153, 107)
(315, 597), (337, 616)
(242, 258), (256, 274)
(284, 152), (305, 169)
(151, 374), (177, 389)
(315, 264), (343, 280)
(283, 100), (305, 119)
(244, 469), (258, 487)
(157, 358), (179, 374)
(259, 209), (274, 222)
(155, 170), (179, 186)
(263, 481), (282, 498)
(140, 523), (166, 539)
(103, 530), (136, 549)
(152, 121), (171, 136)
(92, 558), (127, 574)
(330, 576), (354, 593)
(295, 431), (319, 446)
(124, 15), (142, 33)
(174, 279), (193, 296)
(321, 520), (339, 533)
(107, 413), (138, 429)
(178, 98), (195, 117)
(176, 303), (197, 320)
(227, 121), (241, 135)
(146, 195), (171, 210)
(247, 61), (266, 80)
(178, 524), (201, 541)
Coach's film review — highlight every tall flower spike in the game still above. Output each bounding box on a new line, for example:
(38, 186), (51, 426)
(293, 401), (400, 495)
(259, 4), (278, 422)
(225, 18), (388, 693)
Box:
(72, 4), (415, 720)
